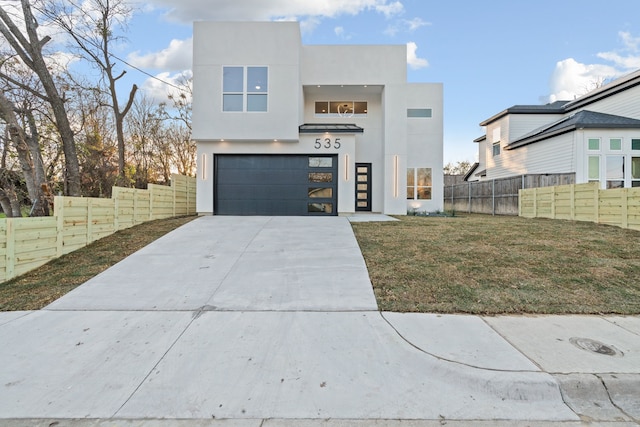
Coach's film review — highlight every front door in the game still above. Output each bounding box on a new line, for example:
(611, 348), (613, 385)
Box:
(355, 163), (372, 212)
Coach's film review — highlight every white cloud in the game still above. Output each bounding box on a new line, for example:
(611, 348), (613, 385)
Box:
(128, 38), (193, 71)
(334, 26), (344, 37)
(138, 0), (404, 23)
(405, 17), (429, 31)
(406, 41), (428, 70)
(139, 70), (193, 104)
(548, 31), (640, 102)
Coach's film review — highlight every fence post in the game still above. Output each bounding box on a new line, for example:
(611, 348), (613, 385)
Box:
(621, 188), (628, 229)
(492, 179), (496, 215)
(55, 196), (64, 257)
(551, 186), (556, 219)
(594, 184), (599, 223)
(87, 198), (93, 244)
(570, 184), (575, 220)
(532, 188), (538, 217)
(468, 182), (471, 213)
(6, 218), (15, 281)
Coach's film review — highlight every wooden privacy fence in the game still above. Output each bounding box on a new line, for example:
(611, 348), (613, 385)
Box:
(444, 173), (575, 215)
(0, 174), (196, 283)
(519, 182), (640, 231)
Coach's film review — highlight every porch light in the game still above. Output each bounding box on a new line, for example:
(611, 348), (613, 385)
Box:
(345, 154), (350, 181)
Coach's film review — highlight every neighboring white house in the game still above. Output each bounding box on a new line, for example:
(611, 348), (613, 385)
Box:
(467, 68), (640, 189)
(192, 21), (443, 216)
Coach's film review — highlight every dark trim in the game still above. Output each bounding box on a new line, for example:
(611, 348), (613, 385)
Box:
(299, 123), (364, 133)
(463, 162), (479, 181)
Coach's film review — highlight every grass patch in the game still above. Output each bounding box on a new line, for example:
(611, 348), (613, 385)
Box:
(351, 214), (640, 315)
(0, 216), (196, 311)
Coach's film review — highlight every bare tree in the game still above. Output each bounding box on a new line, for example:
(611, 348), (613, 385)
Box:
(0, 0), (81, 196)
(41, 0), (138, 183)
(444, 160), (472, 176)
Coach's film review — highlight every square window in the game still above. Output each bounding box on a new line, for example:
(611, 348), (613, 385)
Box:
(247, 94), (267, 112)
(610, 138), (622, 150)
(632, 139), (640, 150)
(315, 102), (329, 114)
(588, 138), (600, 150)
(223, 94), (243, 112)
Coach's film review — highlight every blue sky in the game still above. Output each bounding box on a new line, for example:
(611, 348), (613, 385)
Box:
(116, 0), (640, 164)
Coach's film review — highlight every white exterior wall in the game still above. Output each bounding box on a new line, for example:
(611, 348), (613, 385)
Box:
(192, 22), (301, 142)
(567, 85), (640, 120)
(193, 22), (444, 215)
(508, 114), (564, 141)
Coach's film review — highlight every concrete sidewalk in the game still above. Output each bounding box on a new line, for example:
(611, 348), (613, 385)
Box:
(0, 216), (639, 426)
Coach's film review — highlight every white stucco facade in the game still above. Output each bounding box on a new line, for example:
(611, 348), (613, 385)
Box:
(192, 21), (443, 216)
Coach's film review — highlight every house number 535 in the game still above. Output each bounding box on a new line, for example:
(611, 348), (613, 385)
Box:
(314, 137), (341, 149)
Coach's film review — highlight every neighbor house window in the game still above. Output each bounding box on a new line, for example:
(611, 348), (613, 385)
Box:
(588, 156), (600, 182)
(492, 142), (501, 157)
(223, 66), (268, 112)
(588, 138), (600, 150)
(314, 101), (367, 117)
(606, 156), (624, 188)
(406, 168), (432, 200)
(632, 157), (640, 187)
(632, 139), (640, 150)
(610, 138), (622, 151)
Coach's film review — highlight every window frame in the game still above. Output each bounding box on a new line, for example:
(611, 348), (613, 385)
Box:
(222, 66), (268, 113)
(406, 167), (432, 200)
(314, 101), (368, 117)
(492, 142), (501, 157)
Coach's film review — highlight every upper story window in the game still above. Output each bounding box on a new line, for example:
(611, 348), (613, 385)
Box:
(315, 101), (367, 117)
(492, 142), (501, 157)
(407, 108), (432, 118)
(223, 66), (268, 112)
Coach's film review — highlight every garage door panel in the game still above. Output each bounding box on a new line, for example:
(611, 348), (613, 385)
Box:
(215, 154), (336, 216)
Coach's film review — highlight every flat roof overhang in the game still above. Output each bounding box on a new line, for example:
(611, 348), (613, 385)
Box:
(299, 123), (364, 134)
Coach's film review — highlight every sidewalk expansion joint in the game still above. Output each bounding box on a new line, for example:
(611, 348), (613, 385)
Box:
(378, 312), (540, 373)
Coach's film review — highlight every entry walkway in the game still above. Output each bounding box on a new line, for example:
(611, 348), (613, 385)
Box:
(0, 216), (638, 425)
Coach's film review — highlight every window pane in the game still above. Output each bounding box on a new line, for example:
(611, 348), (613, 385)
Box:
(308, 187), (332, 198)
(357, 184), (367, 191)
(330, 101), (353, 115)
(417, 168), (432, 186)
(309, 172), (332, 183)
(407, 108), (432, 118)
(223, 94), (243, 111)
(417, 187), (432, 200)
(309, 157), (332, 167)
(610, 138), (622, 150)
(247, 94), (267, 111)
(607, 181), (624, 189)
(406, 168), (415, 186)
(247, 67), (267, 93)
(588, 138), (600, 150)
(357, 175), (367, 182)
(354, 102), (368, 114)
(315, 102), (328, 114)
(223, 67), (243, 92)
(308, 203), (333, 213)
(406, 186), (414, 200)
(588, 156), (600, 180)
(606, 156), (624, 180)
(493, 143), (500, 156)
(632, 139), (640, 150)
(632, 157), (640, 179)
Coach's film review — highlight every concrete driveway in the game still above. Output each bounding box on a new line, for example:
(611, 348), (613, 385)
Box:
(1, 216), (638, 425)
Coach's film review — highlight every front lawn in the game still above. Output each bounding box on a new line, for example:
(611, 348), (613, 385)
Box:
(351, 214), (640, 314)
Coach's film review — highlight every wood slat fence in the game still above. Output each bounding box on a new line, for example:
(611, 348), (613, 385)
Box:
(520, 182), (640, 231)
(443, 173), (576, 215)
(0, 174), (196, 283)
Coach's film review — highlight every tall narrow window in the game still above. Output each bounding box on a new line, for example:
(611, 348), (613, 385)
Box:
(222, 66), (268, 112)
(588, 156), (600, 182)
(492, 142), (501, 157)
(606, 156), (624, 188)
(632, 157), (640, 187)
(406, 168), (432, 200)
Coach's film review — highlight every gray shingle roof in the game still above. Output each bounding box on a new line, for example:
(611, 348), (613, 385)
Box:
(506, 110), (640, 149)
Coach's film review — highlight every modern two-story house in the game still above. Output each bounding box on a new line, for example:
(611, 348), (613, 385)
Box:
(192, 21), (443, 216)
(468, 68), (640, 189)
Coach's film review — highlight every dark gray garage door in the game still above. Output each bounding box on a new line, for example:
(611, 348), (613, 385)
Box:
(214, 154), (338, 215)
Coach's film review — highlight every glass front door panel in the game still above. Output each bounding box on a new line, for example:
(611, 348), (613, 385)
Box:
(355, 163), (372, 212)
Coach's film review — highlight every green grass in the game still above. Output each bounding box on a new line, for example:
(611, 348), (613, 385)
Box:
(0, 216), (196, 311)
(351, 214), (640, 315)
